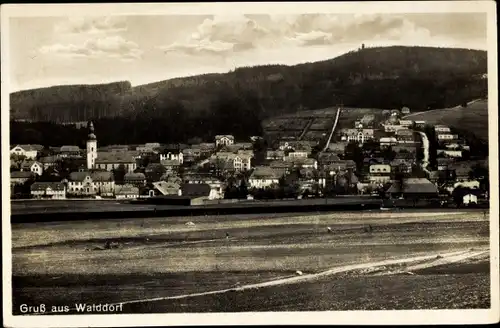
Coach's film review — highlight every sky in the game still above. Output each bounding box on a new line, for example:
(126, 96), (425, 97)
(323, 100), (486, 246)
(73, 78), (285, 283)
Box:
(8, 12), (487, 92)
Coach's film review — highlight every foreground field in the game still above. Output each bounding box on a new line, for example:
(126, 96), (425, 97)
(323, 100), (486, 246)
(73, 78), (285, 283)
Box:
(11, 210), (490, 314)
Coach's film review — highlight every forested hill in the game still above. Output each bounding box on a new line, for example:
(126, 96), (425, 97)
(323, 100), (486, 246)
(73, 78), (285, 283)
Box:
(10, 46), (488, 145)
(10, 81), (133, 121)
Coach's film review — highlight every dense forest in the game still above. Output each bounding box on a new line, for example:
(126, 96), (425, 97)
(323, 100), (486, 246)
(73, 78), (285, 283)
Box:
(10, 46), (488, 146)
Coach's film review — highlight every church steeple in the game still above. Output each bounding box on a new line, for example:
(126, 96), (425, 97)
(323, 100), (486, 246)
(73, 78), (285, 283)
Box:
(86, 121), (97, 170)
(88, 121), (97, 140)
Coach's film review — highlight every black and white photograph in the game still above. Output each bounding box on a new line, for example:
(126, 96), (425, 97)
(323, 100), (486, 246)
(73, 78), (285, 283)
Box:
(2, 2), (499, 327)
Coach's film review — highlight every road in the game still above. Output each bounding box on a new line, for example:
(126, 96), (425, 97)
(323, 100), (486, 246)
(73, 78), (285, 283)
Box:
(417, 131), (431, 174)
(322, 107), (342, 151)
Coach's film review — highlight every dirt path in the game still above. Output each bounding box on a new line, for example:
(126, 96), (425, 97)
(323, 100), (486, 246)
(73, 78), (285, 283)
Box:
(100, 248), (487, 308)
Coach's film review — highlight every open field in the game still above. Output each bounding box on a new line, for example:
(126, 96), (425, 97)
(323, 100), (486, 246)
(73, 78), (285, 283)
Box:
(11, 209), (490, 314)
(404, 99), (488, 141)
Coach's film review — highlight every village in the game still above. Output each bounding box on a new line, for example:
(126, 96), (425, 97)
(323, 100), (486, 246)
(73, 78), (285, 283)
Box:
(10, 107), (489, 208)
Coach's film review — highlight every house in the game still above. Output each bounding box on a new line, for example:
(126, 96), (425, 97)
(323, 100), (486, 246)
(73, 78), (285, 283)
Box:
(392, 144), (418, 154)
(180, 183), (212, 204)
(414, 120), (426, 128)
(182, 147), (202, 163)
(151, 180), (181, 196)
(383, 123), (405, 133)
(401, 107), (411, 115)
(327, 142), (347, 155)
(59, 145), (82, 158)
(463, 194), (478, 205)
(159, 150), (184, 164)
(95, 152), (137, 173)
(99, 145), (130, 152)
(160, 159), (181, 172)
(391, 153), (415, 173)
(438, 149), (463, 158)
(395, 129), (415, 143)
(437, 158), (454, 171)
(324, 160), (356, 172)
(287, 157), (318, 169)
(434, 125), (451, 133)
(11, 171), (35, 185)
(399, 120), (413, 127)
(269, 160), (293, 176)
(286, 151), (309, 159)
(386, 178), (439, 199)
(317, 152), (341, 167)
(39, 156), (58, 169)
(184, 176), (223, 199)
(266, 150), (285, 161)
(136, 143), (161, 154)
(249, 166), (281, 188)
(278, 141), (313, 153)
(115, 184), (139, 199)
(437, 134), (459, 142)
(215, 135), (235, 147)
(10, 144), (43, 159)
(379, 137), (398, 148)
(211, 152), (252, 171)
(20, 160), (44, 176)
(90, 171), (115, 196)
(454, 180), (480, 190)
(339, 128), (375, 144)
(225, 143), (253, 152)
(30, 182), (66, 199)
(124, 172), (147, 187)
(369, 164), (392, 184)
(67, 172), (96, 196)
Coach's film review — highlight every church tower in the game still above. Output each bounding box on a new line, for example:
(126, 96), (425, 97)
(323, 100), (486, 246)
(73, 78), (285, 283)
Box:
(86, 121), (97, 170)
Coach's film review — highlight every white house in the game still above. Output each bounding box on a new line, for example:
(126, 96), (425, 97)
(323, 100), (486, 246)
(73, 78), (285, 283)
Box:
(439, 149), (463, 158)
(160, 151), (184, 164)
(369, 164), (391, 184)
(30, 182), (66, 199)
(399, 120), (413, 127)
(437, 134), (459, 141)
(339, 128), (375, 144)
(115, 184), (139, 199)
(379, 137), (398, 148)
(287, 151), (309, 159)
(215, 135), (235, 147)
(91, 171), (115, 196)
(67, 172), (96, 196)
(383, 124), (406, 133)
(20, 160), (44, 176)
(249, 166), (280, 188)
(463, 194), (478, 205)
(435, 125), (451, 133)
(10, 144), (42, 159)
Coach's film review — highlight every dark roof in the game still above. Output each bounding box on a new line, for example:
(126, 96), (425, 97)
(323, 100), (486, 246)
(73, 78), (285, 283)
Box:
(60, 145), (81, 152)
(39, 156), (58, 163)
(11, 171), (34, 179)
(69, 171), (92, 182)
(91, 171), (114, 182)
(96, 152), (135, 164)
(181, 183), (211, 197)
(115, 184), (139, 195)
(250, 166), (281, 179)
(124, 172), (146, 180)
(387, 178), (439, 194)
(31, 182), (65, 192)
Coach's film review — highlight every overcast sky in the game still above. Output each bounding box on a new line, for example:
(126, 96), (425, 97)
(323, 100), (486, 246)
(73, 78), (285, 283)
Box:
(8, 13), (487, 92)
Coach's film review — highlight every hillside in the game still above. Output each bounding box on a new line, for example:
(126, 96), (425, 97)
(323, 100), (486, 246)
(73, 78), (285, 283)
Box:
(10, 46), (488, 145)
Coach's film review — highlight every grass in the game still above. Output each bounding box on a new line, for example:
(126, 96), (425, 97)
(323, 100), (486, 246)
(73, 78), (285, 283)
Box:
(11, 210), (491, 314)
(404, 99), (488, 141)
